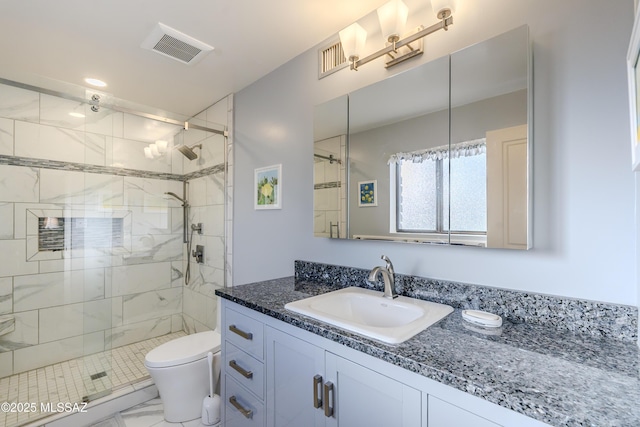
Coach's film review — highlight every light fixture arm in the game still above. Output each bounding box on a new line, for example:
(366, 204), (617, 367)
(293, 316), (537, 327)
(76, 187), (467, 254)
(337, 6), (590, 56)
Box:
(349, 14), (453, 70)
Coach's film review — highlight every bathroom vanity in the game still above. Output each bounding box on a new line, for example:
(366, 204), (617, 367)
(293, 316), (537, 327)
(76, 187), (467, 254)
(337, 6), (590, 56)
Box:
(221, 297), (528, 426)
(216, 274), (640, 427)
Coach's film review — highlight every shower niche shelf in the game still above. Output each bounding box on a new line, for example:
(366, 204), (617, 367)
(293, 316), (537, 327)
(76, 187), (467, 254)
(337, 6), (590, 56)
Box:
(28, 208), (132, 261)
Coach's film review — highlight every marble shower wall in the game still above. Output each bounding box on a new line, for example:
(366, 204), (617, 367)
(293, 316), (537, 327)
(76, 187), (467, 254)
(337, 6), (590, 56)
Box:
(313, 135), (346, 238)
(0, 82), (231, 377)
(182, 96), (233, 334)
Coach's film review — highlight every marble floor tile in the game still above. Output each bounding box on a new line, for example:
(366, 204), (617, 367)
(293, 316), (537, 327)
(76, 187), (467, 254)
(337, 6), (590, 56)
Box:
(0, 331), (185, 427)
(180, 418), (209, 427)
(91, 413), (126, 426)
(118, 398), (165, 427)
(117, 397), (213, 427)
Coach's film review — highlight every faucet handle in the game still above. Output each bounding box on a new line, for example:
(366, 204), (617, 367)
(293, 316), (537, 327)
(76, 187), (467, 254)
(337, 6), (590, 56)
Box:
(381, 255), (394, 275)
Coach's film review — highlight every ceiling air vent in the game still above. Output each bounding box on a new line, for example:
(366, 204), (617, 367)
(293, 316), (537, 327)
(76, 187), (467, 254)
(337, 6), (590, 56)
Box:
(141, 23), (214, 65)
(318, 39), (347, 79)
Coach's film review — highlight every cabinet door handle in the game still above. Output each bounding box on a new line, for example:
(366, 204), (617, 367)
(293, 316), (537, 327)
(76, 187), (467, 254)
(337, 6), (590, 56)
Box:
(229, 396), (253, 419)
(229, 360), (253, 379)
(323, 381), (334, 418)
(313, 374), (323, 408)
(229, 324), (253, 340)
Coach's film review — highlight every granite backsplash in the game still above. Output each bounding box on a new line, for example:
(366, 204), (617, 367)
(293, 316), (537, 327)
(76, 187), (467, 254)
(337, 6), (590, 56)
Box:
(294, 260), (638, 342)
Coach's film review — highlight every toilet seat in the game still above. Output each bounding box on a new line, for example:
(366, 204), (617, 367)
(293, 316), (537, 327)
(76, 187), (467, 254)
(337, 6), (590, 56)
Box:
(145, 330), (221, 368)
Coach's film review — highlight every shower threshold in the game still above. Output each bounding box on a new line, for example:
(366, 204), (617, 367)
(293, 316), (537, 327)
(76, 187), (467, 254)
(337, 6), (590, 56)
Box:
(0, 331), (186, 427)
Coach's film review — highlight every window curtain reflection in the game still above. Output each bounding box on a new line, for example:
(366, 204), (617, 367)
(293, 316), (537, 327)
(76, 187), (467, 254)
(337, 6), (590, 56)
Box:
(388, 138), (486, 164)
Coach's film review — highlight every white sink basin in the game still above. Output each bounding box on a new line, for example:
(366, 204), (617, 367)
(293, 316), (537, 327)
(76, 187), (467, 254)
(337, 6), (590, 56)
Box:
(284, 287), (453, 344)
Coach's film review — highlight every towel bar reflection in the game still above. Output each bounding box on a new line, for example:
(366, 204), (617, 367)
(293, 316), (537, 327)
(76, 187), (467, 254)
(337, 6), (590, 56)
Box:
(314, 153), (342, 164)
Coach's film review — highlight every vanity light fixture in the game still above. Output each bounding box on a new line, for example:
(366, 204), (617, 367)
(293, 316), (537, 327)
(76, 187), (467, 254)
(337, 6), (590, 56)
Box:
(145, 143), (161, 159)
(377, 0), (409, 45)
(338, 23), (367, 68)
(155, 140), (168, 154)
(431, 0), (455, 19)
(42, 217), (61, 229)
(149, 143), (160, 157)
(338, 0), (455, 70)
(144, 140), (169, 159)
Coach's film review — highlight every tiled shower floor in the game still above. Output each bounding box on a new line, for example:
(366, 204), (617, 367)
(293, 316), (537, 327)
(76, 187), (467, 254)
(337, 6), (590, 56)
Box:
(0, 331), (186, 427)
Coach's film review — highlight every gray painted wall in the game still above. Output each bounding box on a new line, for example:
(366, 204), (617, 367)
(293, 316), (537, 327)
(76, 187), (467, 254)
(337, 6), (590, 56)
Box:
(233, 0), (637, 306)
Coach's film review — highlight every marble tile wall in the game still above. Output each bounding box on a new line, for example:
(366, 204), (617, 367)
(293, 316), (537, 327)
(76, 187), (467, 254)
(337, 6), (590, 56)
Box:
(0, 164), (184, 374)
(182, 96), (232, 334)
(313, 135), (346, 238)
(0, 83), (232, 377)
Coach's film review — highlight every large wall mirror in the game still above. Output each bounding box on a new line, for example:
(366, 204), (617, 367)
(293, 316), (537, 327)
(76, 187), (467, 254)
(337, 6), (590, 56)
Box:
(313, 25), (531, 249)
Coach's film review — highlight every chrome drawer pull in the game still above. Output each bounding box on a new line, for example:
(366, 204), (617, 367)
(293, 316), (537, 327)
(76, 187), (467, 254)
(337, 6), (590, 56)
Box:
(229, 360), (253, 379)
(229, 324), (253, 340)
(229, 396), (253, 419)
(324, 381), (334, 418)
(313, 374), (323, 409)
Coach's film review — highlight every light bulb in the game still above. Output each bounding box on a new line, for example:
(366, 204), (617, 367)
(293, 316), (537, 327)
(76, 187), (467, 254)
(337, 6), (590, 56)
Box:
(144, 146), (154, 159)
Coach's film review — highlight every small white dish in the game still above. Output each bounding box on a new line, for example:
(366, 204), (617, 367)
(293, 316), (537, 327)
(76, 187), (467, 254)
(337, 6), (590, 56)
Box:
(461, 310), (503, 328)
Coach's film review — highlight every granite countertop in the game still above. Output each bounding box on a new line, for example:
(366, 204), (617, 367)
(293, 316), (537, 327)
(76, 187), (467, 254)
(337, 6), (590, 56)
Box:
(216, 277), (640, 427)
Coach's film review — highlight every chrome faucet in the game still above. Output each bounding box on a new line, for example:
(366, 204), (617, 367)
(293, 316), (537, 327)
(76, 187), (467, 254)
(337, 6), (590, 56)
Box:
(368, 255), (398, 299)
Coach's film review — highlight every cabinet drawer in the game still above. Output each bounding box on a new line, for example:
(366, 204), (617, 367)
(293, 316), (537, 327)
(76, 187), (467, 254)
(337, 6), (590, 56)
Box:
(225, 375), (265, 427)
(225, 341), (265, 399)
(226, 307), (264, 360)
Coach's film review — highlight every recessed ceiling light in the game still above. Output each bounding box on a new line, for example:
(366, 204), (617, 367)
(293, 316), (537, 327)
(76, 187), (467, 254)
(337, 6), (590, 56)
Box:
(84, 78), (107, 87)
(69, 112), (85, 118)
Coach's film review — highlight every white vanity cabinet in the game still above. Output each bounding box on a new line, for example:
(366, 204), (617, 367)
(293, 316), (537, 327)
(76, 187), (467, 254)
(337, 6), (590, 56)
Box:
(222, 305), (266, 427)
(265, 326), (421, 427)
(323, 352), (421, 427)
(221, 299), (549, 427)
(427, 396), (500, 427)
(265, 326), (325, 426)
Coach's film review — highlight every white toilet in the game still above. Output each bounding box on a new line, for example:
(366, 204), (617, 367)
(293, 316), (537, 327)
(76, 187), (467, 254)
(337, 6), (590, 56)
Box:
(144, 330), (221, 423)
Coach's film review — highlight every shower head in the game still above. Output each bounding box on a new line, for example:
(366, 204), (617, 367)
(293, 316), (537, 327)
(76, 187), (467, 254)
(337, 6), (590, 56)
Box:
(177, 144), (202, 160)
(164, 192), (188, 205)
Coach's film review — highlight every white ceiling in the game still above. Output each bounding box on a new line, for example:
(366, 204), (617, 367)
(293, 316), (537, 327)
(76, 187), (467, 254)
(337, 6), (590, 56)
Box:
(0, 0), (390, 117)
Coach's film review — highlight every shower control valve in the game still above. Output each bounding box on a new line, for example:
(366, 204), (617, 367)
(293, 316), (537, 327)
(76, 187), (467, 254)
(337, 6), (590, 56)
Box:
(192, 245), (204, 264)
